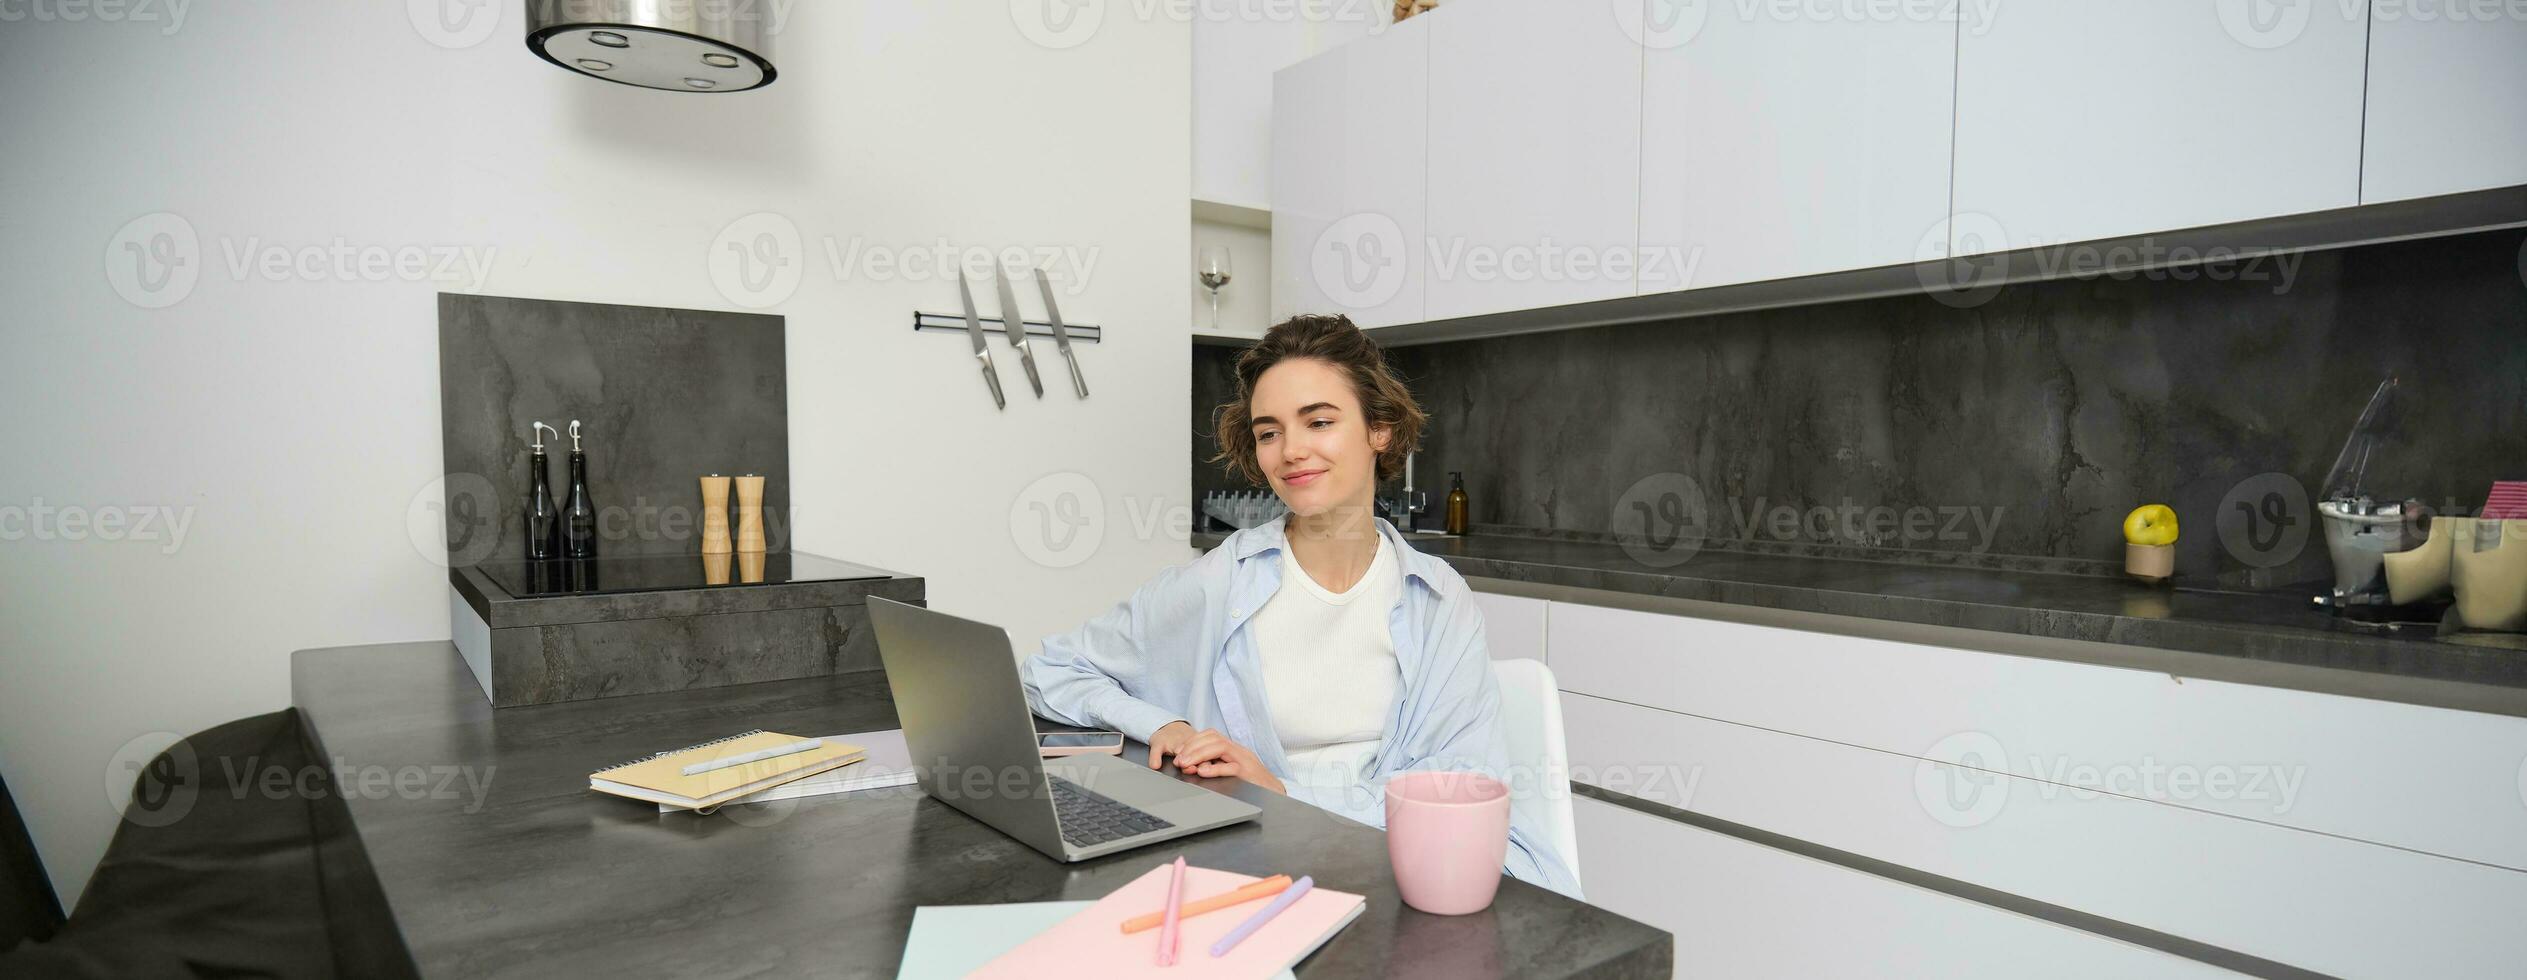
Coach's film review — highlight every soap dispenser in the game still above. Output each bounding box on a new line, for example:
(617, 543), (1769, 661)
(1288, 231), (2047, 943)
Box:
(1445, 472), (1469, 536)
(564, 420), (598, 559)
(526, 422), (561, 560)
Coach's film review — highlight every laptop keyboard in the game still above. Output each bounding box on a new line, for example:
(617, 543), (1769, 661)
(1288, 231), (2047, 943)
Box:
(1050, 775), (1174, 848)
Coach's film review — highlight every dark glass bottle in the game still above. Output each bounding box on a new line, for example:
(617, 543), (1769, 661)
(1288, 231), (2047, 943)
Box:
(1445, 472), (1469, 536)
(564, 422), (598, 559)
(526, 444), (560, 560)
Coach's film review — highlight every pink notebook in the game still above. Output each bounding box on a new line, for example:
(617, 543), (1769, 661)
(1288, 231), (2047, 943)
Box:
(970, 864), (1365, 980)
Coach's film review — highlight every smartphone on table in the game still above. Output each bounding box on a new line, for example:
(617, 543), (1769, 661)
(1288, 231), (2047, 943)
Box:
(1036, 731), (1125, 757)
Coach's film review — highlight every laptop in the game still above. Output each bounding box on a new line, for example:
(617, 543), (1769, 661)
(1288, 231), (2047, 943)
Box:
(866, 597), (1261, 861)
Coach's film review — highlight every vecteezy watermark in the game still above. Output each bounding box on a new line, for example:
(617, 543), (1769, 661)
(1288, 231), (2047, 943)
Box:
(1915, 731), (2011, 828)
(0, 0), (192, 35)
(2217, 0), (2316, 49)
(1010, 0), (1107, 48)
(1915, 731), (2307, 829)
(2223, 0), (2527, 49)
(1011, 0), (1389, 50)
(104, 211), (500, 309)
(1614, 0), (1711, 49)
(409, 473), (502, 569)
(1614, 474), (2007, 568)
(1312, 213), (1410, 311)
(1616, 472), (1711, 569)
(1010, 471), (1107, 568)
(417, 0), (801, 49)
(1914, 213), (2010, 310)
(708, 211), (805, 310)
(1914, 213), (2306, 310)
(104, 212), (200, 309)
(1616, 0), (1999, 49)
(105, 730), (499, 826)
(1725, 497), (2005, 552)
(0, 499), (197, 554)
(407, 472), (800, 568)
(106, 732), (197, 828)
(705, 211), (1103, 311)
(2216, 472), (2312, 569)
(406, 0), (500, 48)
(1309, 219), (1697, 313)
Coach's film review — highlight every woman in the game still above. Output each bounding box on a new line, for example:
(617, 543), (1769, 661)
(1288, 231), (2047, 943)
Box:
(1023, 314), (1579, 898)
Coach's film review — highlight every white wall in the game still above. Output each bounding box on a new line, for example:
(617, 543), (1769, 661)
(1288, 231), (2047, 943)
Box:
(0, 2), (1191, 906)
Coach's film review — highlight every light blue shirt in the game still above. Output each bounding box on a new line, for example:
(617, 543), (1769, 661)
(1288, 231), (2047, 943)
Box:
(1022, 515), (1582, 899)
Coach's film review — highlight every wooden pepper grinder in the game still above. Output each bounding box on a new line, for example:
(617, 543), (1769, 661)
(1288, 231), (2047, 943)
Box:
(699, 475), (733, 554)
(734, 475), (767, 553)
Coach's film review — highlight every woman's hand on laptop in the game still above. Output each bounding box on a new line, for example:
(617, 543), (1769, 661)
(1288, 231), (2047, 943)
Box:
(1147, 722), (1285, 794)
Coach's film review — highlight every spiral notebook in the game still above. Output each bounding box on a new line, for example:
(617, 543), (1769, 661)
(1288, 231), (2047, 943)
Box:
(588, 730), (864, 811)
(653, 729), (918, 812)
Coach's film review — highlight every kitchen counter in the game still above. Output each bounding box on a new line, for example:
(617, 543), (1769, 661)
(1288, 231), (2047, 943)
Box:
(1190, 529), (2527, 718)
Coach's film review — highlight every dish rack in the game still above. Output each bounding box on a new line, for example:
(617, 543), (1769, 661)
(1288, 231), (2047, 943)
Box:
(1201, 491), (1287, 531)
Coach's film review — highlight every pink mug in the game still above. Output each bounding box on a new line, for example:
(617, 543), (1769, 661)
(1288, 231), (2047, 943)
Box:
(1384, 770), (1511, 915)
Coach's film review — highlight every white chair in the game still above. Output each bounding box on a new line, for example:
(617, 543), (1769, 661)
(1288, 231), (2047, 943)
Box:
(1490, 658), (1580, 892)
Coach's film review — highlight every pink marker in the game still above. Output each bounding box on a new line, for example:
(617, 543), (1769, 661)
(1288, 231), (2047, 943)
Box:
(1156, 856), (1187, 966)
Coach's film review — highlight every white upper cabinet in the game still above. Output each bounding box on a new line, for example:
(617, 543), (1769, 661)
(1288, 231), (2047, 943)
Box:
(1950, 0), (2369, 254)
(1637, 4), (1957, 293)
(2360, 6), (2527, 204)
(1196, 12), (1386, 210)
(1270, 16), (1430, 329)
(1424, 0), (1644, 320)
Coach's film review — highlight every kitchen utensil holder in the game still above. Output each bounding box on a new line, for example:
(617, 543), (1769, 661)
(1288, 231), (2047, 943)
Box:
(912, 312), (1102, 343)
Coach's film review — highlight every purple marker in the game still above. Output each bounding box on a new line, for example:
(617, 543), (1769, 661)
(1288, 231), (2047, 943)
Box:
(1209, 875), (1314, 958)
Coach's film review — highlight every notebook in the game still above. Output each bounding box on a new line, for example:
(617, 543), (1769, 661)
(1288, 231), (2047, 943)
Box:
(898, 902), (1296, 980)
(589, 730), (863, 811)
(653, 729), (917, 812)
(967, 864), (1364, 980)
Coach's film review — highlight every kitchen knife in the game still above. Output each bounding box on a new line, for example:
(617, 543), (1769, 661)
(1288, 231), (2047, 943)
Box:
(956, 271), (1006, 410)
(1034, 272), (1089, 398)
(994, 260), (1045, 398)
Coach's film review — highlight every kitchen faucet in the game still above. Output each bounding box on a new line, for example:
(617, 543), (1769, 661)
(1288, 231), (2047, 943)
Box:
(1389, 452), (1428, 533)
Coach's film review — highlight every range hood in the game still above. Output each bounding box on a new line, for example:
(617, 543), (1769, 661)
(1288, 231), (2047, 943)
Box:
(526, 0), (775, 93)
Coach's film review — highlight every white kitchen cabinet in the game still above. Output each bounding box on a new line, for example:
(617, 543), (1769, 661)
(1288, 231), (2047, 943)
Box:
(1561, 690), (2527, 980)
(2360, 6), (2527, 203)
(1950, 0), (2368, 254)
(1269, 15), (1429, 328)
(1467, 588), (1546, 663)
(1546, 599), (2527, 871)
(1572, 796), (2240, 980)
(1636, 7), (1956, 293)
(1194, 13), (1384, 211)
(1423, 0), (1643, 320)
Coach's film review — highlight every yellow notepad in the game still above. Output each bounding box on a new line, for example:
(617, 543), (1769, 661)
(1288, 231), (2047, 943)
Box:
(589, 730), (864, 810)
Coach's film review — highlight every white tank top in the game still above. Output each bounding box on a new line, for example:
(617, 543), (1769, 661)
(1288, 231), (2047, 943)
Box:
(1252, 536), (1402, 793)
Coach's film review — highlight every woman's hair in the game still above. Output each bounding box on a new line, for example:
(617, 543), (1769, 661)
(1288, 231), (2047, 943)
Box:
(1210, 313), (1426, 486)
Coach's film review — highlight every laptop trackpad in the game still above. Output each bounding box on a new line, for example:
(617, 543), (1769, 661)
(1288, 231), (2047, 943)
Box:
(1044, 754), (1256, 822)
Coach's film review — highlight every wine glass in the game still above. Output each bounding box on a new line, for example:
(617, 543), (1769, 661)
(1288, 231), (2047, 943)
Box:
(1198, 245), (1232, 332)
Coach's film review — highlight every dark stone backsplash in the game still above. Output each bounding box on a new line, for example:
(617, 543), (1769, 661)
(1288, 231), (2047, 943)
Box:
(440, 294), (792, 563)
(1196, 228), (2527, 588)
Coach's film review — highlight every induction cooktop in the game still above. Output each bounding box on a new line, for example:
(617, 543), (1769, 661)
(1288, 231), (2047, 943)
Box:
(479, 551), (893, 599)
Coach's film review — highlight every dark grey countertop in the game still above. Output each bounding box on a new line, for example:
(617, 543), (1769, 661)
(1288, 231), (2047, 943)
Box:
(1190, 530), (2527, 717)
(292, 642), (1671, 979)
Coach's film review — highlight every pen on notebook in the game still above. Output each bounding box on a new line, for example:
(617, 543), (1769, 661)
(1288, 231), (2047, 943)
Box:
(1211, 875), (1312, 958)
(679, 737), (822, 776)
(1120, 875), (1293, 934)
(1156, 856), (1187, 966)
